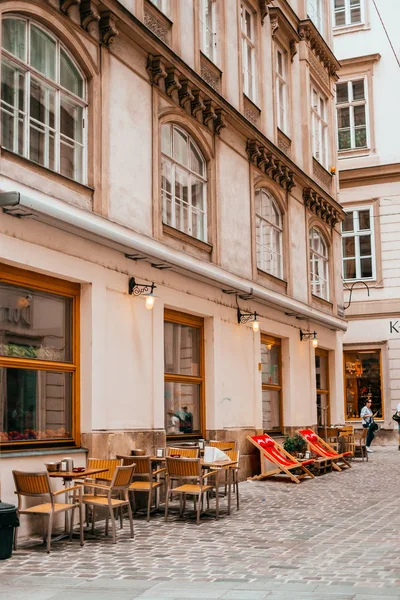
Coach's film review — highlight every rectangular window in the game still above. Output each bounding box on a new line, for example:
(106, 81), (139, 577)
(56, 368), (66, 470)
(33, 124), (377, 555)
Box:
(334, 0), (363, 28)
(342, 206), (375, 280)
(311, 86), (328, 168)
(275, 46), (288, 135)
(0, 264), (79, 450)
(200, 0), (217, 63)
(336, 79), (368, 151)
(164, 310), (204, 437)
(241, 3), (256, 102)
(307, 0), (324, 35)
(315, 349), (329, 427)
(344, 349), (383, 420)
(149, 0), (170, 16)
(261, 335), (282, 432)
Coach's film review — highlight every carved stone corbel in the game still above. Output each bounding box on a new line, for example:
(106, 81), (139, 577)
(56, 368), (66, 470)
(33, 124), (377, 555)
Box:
(214, 108), (226, 135)
(257, 146), (269, 172)
(146, 55), (167, 86)
(60, 0), (80, 15)
(80, 0), (100, 31)
(165, 67), (182, 100)
(246, 139), (261, 165)
(265, 153), (275, 176)
(259, 0), (273, 25)
(279, 165), (290, 188)
(270, 15), (279, 37)
(203, 99), (217, 129)
(191, 89), (206, 119)
(286, 171), (295, 191)
(289, 40), (297, 62)
(99, 12), (118, 46)
(271, 159), (283, 182)
(178, 79), (194, 110)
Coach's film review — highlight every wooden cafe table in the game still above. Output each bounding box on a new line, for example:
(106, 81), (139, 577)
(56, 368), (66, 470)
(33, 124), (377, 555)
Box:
(200, 458), (238, 516)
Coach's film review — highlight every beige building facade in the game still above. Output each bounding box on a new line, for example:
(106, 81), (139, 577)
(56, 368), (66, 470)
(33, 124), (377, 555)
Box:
(0, 0), (346, 526)
(334, 0), (400, 440)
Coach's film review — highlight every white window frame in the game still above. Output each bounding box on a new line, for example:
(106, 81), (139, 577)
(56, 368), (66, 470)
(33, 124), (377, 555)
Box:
(200, 0), (217, 64)
(310, 227), (329, 301)
(161, 124), (208, 242)
(241, 3), (256, 102)
(342, 206), (376, 281)
(307, 0), (324, 35)
(311, 85), (328, 168)
(149, 0), (170, 16)
(1, 16), (87, 184)
(255, 189), (283, 279)
(336, 78), (368, 151)
(275, 45), (288, 135)
(333, 0), (363, 28)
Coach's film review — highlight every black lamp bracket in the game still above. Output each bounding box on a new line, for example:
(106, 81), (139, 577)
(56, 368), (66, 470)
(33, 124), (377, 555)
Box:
(237, 308), (258, 325)
(128, 277), (156, 296)
(300, 330), (317, 342)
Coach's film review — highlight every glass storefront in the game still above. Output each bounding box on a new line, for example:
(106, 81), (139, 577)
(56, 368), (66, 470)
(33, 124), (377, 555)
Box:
(344, 349), (383, 420)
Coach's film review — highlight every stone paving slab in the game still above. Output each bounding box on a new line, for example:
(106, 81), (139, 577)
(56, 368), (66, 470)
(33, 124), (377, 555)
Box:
(2, 447), (400, 598)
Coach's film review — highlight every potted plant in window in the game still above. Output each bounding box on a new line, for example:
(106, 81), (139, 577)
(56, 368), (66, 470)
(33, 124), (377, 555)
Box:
(283, 434), (307, 458)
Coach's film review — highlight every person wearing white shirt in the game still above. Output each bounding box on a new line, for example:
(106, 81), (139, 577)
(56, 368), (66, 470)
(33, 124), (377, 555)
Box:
(397, 402), (400, 450)
(360, 399), (375, 453)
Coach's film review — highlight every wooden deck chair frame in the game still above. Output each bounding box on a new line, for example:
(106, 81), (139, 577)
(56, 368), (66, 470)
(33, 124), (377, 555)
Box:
(247, 435), (315, 484)
(297, 429), (352, 471)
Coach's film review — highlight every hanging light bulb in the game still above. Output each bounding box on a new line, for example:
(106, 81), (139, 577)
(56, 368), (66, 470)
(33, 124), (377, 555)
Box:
(144, 292), (158, 310)
(312, 332), (319, 348)
(252, 318), (260, 333)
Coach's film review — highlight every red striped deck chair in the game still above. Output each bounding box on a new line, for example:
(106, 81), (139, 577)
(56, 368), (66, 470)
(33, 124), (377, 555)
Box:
(297, 429), (352, 471)
(247, 434), (315, 484)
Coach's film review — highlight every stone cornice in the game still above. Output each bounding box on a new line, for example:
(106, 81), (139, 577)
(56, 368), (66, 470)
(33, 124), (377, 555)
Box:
(246, 139), (295, 192)
(339, 163), (400, 188)
(303, 188), (342, 226)
(269, 6), (300, 61)
(298, 19), (341, 79)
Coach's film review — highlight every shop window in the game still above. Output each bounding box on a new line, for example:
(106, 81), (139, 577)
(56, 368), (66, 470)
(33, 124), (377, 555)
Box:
(255, 189), (283, 279)
(164, 310), (204, 437)
(200, 0), (217, 64)
(309, 227), (329, 301)
(161, 124), (208, 242)
(315, 349), (329, 427)
(333, 0), (363, 28)
(0, 265), (79, 450)
(261, 335), (282, 432)
(241, 3), (256, 102)
(1, 16), (87, 183)
(336, 79), (368, 151)
(342, 206), (375, 280)
(344, 349), (383, 420)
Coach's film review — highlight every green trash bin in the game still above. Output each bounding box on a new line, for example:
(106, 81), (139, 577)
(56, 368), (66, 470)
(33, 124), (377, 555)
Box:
(0, 502), (19, 559)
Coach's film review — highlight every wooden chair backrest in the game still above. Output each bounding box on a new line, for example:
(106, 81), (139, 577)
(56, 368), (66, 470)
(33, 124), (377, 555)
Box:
(166, 457), (201, 479)
(87, 458), (121, 481)
(111, 464), (135, 489)
(130, 456), (152, 475)
(209, 441), (236, 450)
(167, 447), (199, 458)
(340, 425), (354, 437)
(224, 449), (239, 463)
(13, 471), (51, 496)
(354, 428), (367, 444)
(116, 455), (136, 467)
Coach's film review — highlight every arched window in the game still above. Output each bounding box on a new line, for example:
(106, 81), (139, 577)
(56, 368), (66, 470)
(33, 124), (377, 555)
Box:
(309, 227), (329, 300)
(1, 16), (87, 183)
(255, 189), (283, 279)
(161, 124), (207, 242)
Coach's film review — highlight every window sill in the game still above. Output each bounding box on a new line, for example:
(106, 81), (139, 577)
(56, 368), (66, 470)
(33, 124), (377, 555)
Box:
(0, 446), (87, 458)
(243, 94), (261, 127)
(162, 223), (213, 254)
(338, 147), (370, 159)
(257, 268), (287, 292)
(333, 23), (370, 36)
(311, 293), (333, 310)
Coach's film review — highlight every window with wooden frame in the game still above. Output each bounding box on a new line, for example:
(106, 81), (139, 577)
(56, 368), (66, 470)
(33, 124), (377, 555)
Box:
(311, 85), (328, 168)
(315, 348), (330, 427)
(344, 348), (383, 420)
(240, 2), (256, 102)
(333, 0), (363, 28)
(0, 264), (80, 451)
(200, 0), (218, 64)
(309, 227), (329, 301)
(261, 334), (282, 433)
(275, 45), (288, 135)
(255, 189), (283, 279)
(164, 309), (204, 438)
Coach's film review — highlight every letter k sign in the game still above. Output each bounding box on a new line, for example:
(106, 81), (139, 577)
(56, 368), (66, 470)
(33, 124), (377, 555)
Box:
(390, 321), (399, 334)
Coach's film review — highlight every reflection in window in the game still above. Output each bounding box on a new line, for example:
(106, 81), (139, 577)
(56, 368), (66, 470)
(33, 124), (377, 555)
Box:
(1, 16), (86, 183)
(315, 350), (329, 427)
(200, 0), (217, 63)
(309, 227), (329, 300)
(161, 124), (207, 242)
(336, 79), (367, 151)
(255, 190), (283, 279)
(261, 336), (282, 432)
(341, 206), (375, 280)
(344, 349), (383, 420)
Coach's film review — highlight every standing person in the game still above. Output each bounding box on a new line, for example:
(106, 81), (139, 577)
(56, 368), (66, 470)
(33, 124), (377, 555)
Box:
(360, 398), (375, 453)
(397, 402), (400, 450)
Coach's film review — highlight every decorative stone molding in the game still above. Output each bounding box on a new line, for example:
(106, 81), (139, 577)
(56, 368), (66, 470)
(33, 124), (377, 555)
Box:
(303, 188), (340, 226)
(277, 129), (291, 156)
(298, 19), (340, 79)
(80, 0), (100, 31)
(313, 159), (332, 194)
(246, 139), (295, 192)
(147, 54), (226, 136)
(200, 53), (222, 93)
(243, 95), (261, 127)
(143, 0), (172, 45)
(268, 7), (300, 62)
(258, 0), (274, 25)
(60, 0), (80, 16)
(99, 12), (118, 46)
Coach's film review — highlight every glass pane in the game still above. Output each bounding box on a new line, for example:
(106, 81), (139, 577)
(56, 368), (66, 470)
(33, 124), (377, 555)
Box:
(29, 123), (55, 169)
(60, 48), (83, 98)
(1, 59), (25, 155)
(335, 10), (346, 26)
(343, 236), (355, 258)
(30, 77), (55, 128)
(174, 167), (189, 234)
(60, 139), (83, 182)
(342, 211), (354, 232)
(0, 368), (72, 442)
(337, 107), (350, 128)
(30, 25), (56, 81)
(359, 210), (370, 230)
(316, 393), (329, 426)
(351, 6), (361, 23)
(161, 124), (172, 156)
(354, 105), (365, 126)
(360, 257), (372, 278)
(338, 129), (351, 150)
(0, 283), (72, 362)
(352, 80), (365, 101)
(164, 321), (200, 376)
(359, 235), (371, 256)
(2, 18), (26, 61)
(190, 142), (204, 176)
(164, 382), (200, 434)
(60, 96), (83, 143)
(315, 354), (328, 390)
(343, 258), (356, 279)
(344, 350), (382, 419)
(261, 343), (280, 385)
(335, 0), (345, 6)
(173, 127), (188, 167)
(355, 127), (367, 148)
(262, 389), (280, 431)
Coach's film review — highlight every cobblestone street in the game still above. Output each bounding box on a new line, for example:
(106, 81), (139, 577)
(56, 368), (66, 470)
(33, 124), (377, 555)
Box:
(1, 447), (400, 599)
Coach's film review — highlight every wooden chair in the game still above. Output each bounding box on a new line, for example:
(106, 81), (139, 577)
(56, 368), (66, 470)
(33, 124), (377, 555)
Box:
(82, 465), (135, 543)
(12, 470), (84, 553)
(122, 456), (166, 521)
(247, 434), (315, 484)
(209, 440), (236, 451)
(297, 429), (352, 471)
(223, 449), (240, 511)
(353, 428), (368, 461)
(86, 458), (121, 483)
(339, 425), (355, 457)
(167, 447), (199, 458)
(164, 457), (219, 525)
